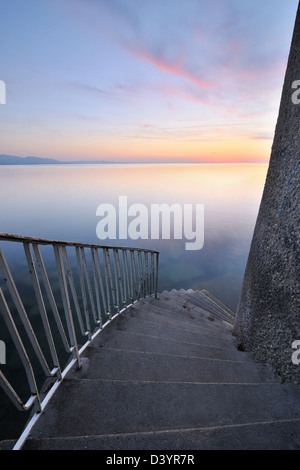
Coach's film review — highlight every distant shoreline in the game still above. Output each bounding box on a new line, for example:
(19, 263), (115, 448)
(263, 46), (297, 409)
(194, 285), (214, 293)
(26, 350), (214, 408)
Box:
(0, 155), (268, 165)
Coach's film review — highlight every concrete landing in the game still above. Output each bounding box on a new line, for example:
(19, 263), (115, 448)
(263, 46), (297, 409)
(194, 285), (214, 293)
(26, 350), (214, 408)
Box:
(13, 290), (300, 449)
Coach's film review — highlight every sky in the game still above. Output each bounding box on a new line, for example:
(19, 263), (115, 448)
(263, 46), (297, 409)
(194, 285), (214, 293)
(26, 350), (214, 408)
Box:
(0, 0), (299, 163)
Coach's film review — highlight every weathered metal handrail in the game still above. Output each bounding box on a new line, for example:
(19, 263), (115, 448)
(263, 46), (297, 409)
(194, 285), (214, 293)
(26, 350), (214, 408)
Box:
(0, 233), (159, 449)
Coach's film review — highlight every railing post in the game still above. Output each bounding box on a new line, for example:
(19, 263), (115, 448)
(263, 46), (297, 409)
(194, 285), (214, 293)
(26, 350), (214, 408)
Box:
(155, 252), (159, 299)
(62, 246), (86, 336)
(104, 248), (116, 316)
(144, 251), (148, 298)
(23, 242), (62, 380)
(75, 246), (92, 340)
(53, 245), (81, 370)
(33, 244), (70, 352)
(90, 248), (103, 328)
(150, 252), (154, 297)
(130, 250), (137, 300)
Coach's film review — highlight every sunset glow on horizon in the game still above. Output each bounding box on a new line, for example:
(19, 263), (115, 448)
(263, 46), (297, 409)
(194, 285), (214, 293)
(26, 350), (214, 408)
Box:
(0, 0), (298, 163)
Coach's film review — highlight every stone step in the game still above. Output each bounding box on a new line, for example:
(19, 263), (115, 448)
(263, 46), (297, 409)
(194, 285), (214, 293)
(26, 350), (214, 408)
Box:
(200, 289), (236, 320)
(146, 295), (233, 330)
(130, 301), (233, 335)
(184, 293), (234, 324)
(100, 313), (244, 357)
(176, 289), (235, 322)
(22, 417), (300, 450)
(185, 290), (234, 317)
(23, 381), (300, 443)
(125, 307), (237, 348)
(91, 327), (250, 362)
(158, 290), (233, 325)
(65, 347), (276, 384)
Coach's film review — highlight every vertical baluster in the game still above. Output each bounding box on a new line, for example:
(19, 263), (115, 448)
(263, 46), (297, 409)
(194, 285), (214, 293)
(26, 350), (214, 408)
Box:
(75, 247), (91, 340)
(144, 251), (148, 298)
(79, 247), (97, 325)
(102, 248), (112, 318)
(105, 249), (117, 313)
(115, 249), (124, 306)
(62, 246), (86, 336)
(24, 243), (62, 379)
(123, 250), (130, 303)
(53, 245), (81, 369)
(94, 248), (108, 315)
(137, 251), (142, 300)
(130, 250), (136, 301)
(90, 247), (103, 327)
(33, 244), (70, 352)
(155, 252), (159, 299)
(112, 249), (120, 311)
(150, 252), (154, 297)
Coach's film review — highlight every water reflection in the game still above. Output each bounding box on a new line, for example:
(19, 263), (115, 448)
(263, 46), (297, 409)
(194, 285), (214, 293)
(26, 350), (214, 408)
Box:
(0, 163), (268, 310)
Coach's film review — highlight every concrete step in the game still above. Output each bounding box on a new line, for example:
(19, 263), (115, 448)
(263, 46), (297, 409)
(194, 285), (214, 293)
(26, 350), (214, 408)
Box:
(130, 301), (233, 335)
(157, 290), (233, 325)
(21, 418), (300, 450)
(0, 439), (16, 450)
(175, 289), (235, 323)
(65, 347), (277, 384)
(23, 381), (300, 444)
(91, 327), (251, 362)
(145, 295), (233, 330)
(124, 308), (238, 350)
(99, 313), (246, 360)
(184, 292), (234, 324)
(200, 289), (236, 320)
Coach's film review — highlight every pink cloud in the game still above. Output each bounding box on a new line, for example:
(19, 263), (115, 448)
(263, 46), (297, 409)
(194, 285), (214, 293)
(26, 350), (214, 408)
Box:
(240, 62), (286, 83)
(127, 44), (215, 90)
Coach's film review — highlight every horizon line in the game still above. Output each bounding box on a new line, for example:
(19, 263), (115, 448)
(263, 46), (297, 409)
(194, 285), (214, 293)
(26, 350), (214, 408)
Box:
(0, 154), (269, 165)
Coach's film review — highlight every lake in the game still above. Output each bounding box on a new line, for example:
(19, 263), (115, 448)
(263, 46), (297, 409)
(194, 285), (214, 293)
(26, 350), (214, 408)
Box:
(0, 163), (268, 310)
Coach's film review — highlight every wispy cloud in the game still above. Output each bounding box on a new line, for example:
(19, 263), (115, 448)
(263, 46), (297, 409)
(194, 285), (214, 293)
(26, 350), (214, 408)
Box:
(65, 82), (134, 103)
(126, 43), (215, 90)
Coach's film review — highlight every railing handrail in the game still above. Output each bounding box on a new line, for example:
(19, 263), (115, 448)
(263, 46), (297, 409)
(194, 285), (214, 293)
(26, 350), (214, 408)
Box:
(0, 232), (160, 253)
(0, 233), (159, 450)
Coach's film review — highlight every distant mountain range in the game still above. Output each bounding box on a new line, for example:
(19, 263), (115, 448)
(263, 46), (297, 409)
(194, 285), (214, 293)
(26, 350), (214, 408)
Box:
(0, 154), (216, 165)
(0, 155), (116, 165)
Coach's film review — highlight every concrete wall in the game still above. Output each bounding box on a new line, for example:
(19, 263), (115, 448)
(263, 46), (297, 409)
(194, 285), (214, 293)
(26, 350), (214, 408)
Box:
(233, 2), (300, 383)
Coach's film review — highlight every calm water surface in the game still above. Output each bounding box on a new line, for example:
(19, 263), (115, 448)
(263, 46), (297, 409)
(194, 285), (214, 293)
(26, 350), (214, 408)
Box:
(0, 163), (268, 309)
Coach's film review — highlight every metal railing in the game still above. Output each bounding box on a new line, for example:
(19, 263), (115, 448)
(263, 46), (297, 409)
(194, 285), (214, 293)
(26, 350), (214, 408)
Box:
(0, 233), (159, 448)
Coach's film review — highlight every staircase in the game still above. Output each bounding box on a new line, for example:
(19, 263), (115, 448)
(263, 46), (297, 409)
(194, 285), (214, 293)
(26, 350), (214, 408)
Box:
(12, 289), (300, 449)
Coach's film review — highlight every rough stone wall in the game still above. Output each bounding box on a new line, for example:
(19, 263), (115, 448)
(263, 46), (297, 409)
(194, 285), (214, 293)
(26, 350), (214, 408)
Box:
(233, 2), (300, 383)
